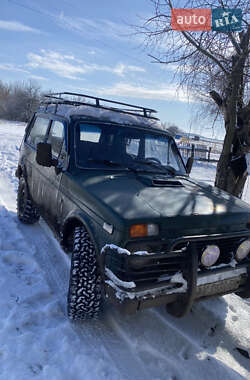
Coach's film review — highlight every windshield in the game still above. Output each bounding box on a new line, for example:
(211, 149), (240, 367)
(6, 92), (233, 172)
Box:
(76, 123), (186, 175)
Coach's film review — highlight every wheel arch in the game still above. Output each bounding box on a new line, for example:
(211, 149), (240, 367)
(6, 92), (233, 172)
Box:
(61, 212), (99, 253)
(15, 163), (27, 179)
(16, 164), (35, 203)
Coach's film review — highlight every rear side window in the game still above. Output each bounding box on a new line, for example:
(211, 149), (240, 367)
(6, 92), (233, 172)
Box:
(47, 120), (65, 157)
(26, 117), (50, 147)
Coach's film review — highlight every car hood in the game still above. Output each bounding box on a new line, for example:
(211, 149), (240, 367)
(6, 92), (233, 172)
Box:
(78, 172), (250, 235)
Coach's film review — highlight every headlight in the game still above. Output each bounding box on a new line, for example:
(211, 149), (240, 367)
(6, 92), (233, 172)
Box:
(201, 245), (220, 267)
(130, 224), (159, 238)
(236, 239), (250, 261)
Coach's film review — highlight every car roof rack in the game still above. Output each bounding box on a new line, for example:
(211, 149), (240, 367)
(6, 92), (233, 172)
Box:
(41, 92), (158, 120)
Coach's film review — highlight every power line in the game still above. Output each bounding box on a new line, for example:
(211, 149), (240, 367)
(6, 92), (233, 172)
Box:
(8, 0), (47, 17)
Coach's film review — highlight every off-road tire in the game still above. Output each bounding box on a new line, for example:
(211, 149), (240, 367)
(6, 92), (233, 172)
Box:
(17, 176), (40, 224)
(67, 226), (102, 320)
(236, 287), (250, 299)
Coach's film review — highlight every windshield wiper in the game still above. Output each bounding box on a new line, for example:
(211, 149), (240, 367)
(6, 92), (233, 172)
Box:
(134, 159), (176, 175)
(87, 158), (138, 172)
(88, 158), (122, 167)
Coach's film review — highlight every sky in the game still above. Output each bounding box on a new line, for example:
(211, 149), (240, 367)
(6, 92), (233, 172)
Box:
(0, 0), (225, 139)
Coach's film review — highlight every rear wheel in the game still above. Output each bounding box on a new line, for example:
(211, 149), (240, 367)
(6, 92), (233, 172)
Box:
(17, 176), (40, 224)
(67, 226), (102, 320)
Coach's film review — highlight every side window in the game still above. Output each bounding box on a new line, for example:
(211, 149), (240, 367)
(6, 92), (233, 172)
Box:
(47, 121), (65, 158)
(26, 117), (50, 147)
(126, 138), (140, 157)
(80, 125), (101, 143)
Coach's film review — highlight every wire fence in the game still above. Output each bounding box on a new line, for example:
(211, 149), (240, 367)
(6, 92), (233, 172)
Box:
(178, 144), (220, 163)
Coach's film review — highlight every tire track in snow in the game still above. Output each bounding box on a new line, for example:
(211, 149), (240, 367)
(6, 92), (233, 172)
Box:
(152, 303), (250, 379)
(0, 173), (154, 380)
(102, 305), (246, 380)
(20, 221), (152, 380)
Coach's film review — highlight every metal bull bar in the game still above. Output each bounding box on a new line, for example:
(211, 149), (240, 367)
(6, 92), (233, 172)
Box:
(102, 241), (249, 317)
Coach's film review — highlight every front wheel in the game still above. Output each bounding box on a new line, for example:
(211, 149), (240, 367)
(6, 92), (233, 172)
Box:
(67, 226), (103, 320)
(236, 287), (250, 299)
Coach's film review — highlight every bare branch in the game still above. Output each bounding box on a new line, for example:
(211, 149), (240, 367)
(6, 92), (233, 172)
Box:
(210, 90), (223, 107)
(148, 50), (196, 64)
(180, 31), (230, 75)
(228, 33), (242, 55)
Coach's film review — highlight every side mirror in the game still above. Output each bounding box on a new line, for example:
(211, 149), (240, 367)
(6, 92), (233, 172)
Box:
(186, 156), (194, 174)
(36, 142), (53, 167)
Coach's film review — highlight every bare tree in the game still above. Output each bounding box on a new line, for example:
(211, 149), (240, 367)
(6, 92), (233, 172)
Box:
(0, 81), (10, 117)
(139, 0), (250, 197)
(0, 80), (41, 122)
(162, 122), (184, 136)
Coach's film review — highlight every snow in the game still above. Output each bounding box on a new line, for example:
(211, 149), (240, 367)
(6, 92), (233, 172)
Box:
(197, 267), (247, 286)
(0, 119), (250, 380)
(102, 244), (154, 256)
(105, 267), (136, 289)
(101, 244), (131, 256)
(133, 250), (151, 255)
(106, 278), (188, 302)
(207, 257), (237, 270)
(105, 269), (187, 302)
(190, 161), (217, 186)
(171, 272), (188, 289)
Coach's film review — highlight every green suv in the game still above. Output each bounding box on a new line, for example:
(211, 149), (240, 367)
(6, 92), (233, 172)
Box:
(16, 92), (250, 320)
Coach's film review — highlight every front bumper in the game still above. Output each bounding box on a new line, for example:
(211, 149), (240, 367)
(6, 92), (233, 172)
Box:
(102, 234), (250, 316)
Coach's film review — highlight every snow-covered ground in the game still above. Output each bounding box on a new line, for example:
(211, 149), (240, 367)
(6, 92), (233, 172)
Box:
(0, 120), (249, 380)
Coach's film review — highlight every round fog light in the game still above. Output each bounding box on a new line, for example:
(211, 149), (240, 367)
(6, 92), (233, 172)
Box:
(201, 245), (220, 267)
(236, 239), (250, 261)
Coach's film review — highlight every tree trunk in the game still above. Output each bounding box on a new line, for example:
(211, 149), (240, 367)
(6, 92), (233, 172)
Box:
(215, 151), (247, 197)
(213, 52), (249, 198)
(215, 113), (248, 198)
(214, 94), (249, 198)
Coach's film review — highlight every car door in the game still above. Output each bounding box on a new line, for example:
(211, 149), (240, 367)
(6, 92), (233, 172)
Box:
(24, 115), (51, 206)
(41, 119), (67, 226)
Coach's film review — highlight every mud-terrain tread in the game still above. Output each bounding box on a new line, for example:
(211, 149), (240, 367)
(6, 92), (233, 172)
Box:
(236, 287), (250, 299)
(67, 226), (102, 320)
(17, 176), (40, 224)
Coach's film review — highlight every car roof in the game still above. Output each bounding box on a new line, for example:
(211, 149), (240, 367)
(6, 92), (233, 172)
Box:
(35, 110), (172, 137)
(37, 92), (172, 137)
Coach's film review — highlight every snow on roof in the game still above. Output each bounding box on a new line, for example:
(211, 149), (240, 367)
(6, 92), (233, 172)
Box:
(39, 104), (162, 129)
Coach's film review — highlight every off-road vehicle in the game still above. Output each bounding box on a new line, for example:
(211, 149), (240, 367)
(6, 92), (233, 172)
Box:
(16, 92), (250, 320)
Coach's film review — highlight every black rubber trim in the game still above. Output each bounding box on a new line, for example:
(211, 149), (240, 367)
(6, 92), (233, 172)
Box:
(169, 231), (250, 251)
(165, 243), (198, 317)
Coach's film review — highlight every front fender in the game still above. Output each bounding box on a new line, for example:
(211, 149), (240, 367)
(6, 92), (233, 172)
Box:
(62, 209), (97, 246)
(62, 209), (120, 255)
